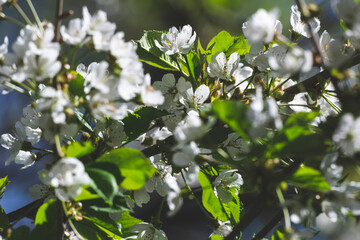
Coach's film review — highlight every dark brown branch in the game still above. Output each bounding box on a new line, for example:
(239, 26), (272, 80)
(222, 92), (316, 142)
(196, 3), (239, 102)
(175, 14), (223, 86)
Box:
(283, 53), (360, 95)
(54, 0), (63, 42)
(7, 199), (43, 222)
(224, 195), (266, 240)
(252, 209), (283, 240)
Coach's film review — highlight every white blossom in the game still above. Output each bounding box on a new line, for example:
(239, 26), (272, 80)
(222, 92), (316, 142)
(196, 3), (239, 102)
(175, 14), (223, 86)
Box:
(110, 32), (138, 60)
(60, 18), (88, 45)
(0, 37), (8, 61)
(207, 52), (240, 80)
(0, 121), (38, 168)
(153, 74), (181, 110)
(36, 87), (71, 124)
(247, 88), (282, 138)
(155, 25), (196, 55)
(82, 6), (116, 51)
(130, 222), (167, 240)
(290, 5), (320, 38)
(176, 78), (210, 110)
(319, 30), (346, 65)
(173, 111), (206, 144)
(242, 8), (279, 44)
(140, 74), (165, 106)
(172, 141), (200, 167)
(23, 48), (61, 81)
(345, 23), (360, 49)
(41, 158), (90, 201)
(210, 221), (233, 238)
(78, 61), (110, 95)
(332, 113), (360, 156)
(269, 45), (313, 77)
(331, 0), (360, 23)
(12, 23), (61, 82)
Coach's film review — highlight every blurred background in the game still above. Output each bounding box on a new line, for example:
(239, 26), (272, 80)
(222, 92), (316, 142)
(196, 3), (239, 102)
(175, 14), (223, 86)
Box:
(0, 0), (341, 239)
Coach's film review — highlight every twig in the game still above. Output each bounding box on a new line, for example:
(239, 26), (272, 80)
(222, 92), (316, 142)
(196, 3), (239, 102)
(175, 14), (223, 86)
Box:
(252, 209), (283, 240)
(13, 3), (33, 26)
(26, 0), (43, 31)
(54, 0), (63, 42)
(8, 199), (43, 222)
(294, 0), (345, 104)
(224, 195), (266, 240)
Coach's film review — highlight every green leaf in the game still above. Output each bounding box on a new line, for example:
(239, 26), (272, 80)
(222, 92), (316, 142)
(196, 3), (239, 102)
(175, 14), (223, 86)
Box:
(206, 32), (250, 64)
(206, 31), (235, 63)
(117, 212), (142, 230)
(225, 36), (251, 57)
(8, 226), (30, 240)
(0, 176), (9, 200)
(122, 106), (168, 141)
(87, 162), (123, 185)
(212, 100), (249, 140)
(224, 189), (241, 224)
(210, 234), (223, 240)
(64, 141), (94, 158)
(72, 218), (112, 240)
(186, 51), (202, 80)
(84, 215), (122, 237)
(198, 171), (227, 221)
(288, 165), (331, 192)
(68, 71), (85, 97)
(86, 168), (119, 203)
(0, 207), (9, 230)
(271, 227), (285, 240)
(136, 30), (179, 71)
(96, 148), (156, 190)
(116, 212), (142, 238)
(30, 200), (61, 240)
(197, 38), (207, 55)
(75, 110), (93, 132)
(271, 112), (326, 161)
(82, 198), (129, 214)
(74, 187), (100, 201)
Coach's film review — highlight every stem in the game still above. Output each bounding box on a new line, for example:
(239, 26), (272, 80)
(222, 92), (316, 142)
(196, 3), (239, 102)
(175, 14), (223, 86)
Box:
(54, 134), (65, 158)
(276, 187), (291, 231)
(0, 13), (26, 27)
(294, 0), (345, 105)
(61, 201), (84, 240)
(180, 171), (214, 220)
(239, 72), (256, 99)
(32, 146), (54, 153)
(3, 81), (25, 94)
(322, 93), (341, 113)
(54, 0), (64, 42)
(13, 3), (33, 26)
(26, 0), (43, 31)
(271, 77), (291, 94)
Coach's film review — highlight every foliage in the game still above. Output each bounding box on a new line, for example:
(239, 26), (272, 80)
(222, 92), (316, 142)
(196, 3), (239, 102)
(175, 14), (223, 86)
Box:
(0, 0), (360, 239)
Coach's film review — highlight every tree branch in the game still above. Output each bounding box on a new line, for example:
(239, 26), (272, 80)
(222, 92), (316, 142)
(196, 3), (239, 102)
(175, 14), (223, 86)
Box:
(252, 209), (283, 240)
(7, 199), (43, 222)
(54, 0), (63, 42)
(224, 195), (266, 240)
